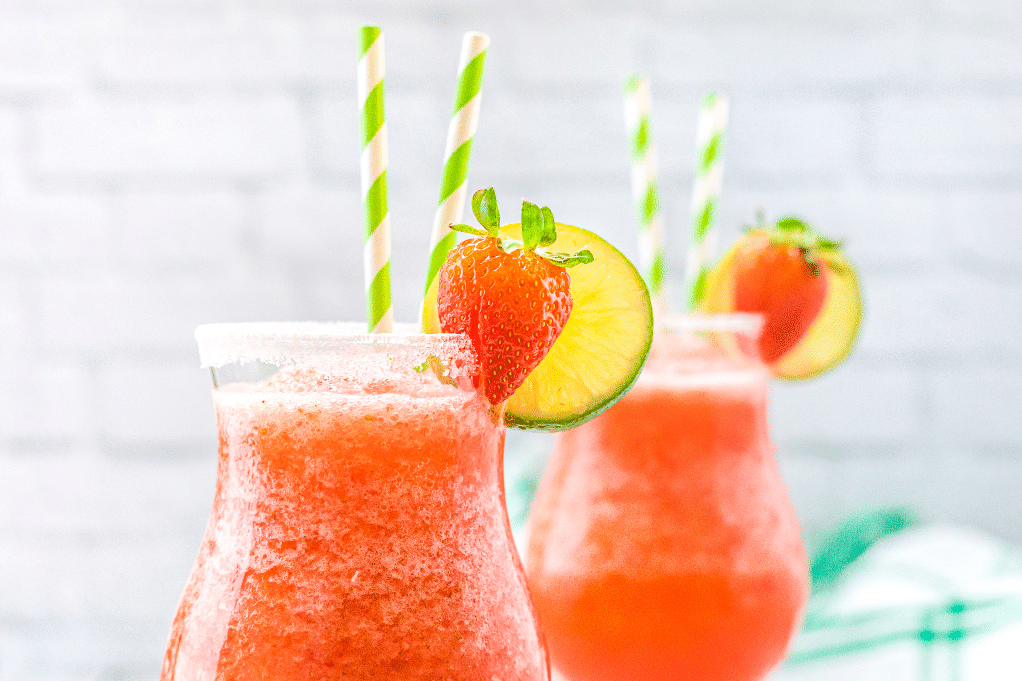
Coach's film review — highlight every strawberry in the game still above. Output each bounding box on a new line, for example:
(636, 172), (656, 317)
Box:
(730, 216), (843, 364)
(437, 188), (593, 405)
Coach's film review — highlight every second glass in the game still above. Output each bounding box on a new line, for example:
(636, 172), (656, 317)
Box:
(525, 314), (808, 681)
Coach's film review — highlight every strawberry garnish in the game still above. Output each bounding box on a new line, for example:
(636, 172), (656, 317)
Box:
(437, 188), (593, 405)
(731, 216), (844, 363)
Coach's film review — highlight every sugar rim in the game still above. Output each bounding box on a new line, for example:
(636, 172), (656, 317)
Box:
(194, 322), (471, 369)
(658, 312), (764, 334)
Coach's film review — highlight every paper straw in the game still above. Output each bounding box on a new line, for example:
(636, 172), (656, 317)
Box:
(423, 32), (490, 311)
(623, 75), (667, 315)
(359, 26), (393, 333)
(684, 92), (729, 311)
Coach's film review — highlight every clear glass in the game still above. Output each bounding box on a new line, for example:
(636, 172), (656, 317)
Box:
(162, 323), (549, 681)
(525, 314), (808, 681)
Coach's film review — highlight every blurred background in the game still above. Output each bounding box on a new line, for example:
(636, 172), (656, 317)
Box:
(0, 0), (1020, 678)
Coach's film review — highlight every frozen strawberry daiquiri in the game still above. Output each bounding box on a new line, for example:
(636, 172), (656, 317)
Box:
(526, 314), (808, 681)
(162, 324), (547, 680)
(161, 190), (656, 680)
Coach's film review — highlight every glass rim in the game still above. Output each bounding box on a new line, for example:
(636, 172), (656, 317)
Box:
(195, 322), (471, 369)
(658, 312), (764, 334)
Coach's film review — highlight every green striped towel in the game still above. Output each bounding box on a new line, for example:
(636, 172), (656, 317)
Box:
(774, 523), (1022, 681)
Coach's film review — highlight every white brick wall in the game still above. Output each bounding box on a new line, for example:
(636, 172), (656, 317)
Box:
(771, 365), (925, 444)
(0, 1), (1020, 679)
(0, 193), (113, 265)
(870, 96), (1022, 179)
(112, 191), (246, 269)
(949, 190), (1022, 268)
(0, 14), (90, 96)
(33, 97), (307, 179)
(728, 98), (862, 180)
(931, 368), (1022, 448)
(0, 360), (91, 441)
(861, 274), (1022, 357)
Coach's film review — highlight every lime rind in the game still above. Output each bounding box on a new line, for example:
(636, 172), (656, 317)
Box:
(504, 299), (653, 430)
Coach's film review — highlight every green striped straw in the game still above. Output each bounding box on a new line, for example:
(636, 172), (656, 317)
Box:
(422, 32), (490, 315)
(684, 92), (729, 311)
(624, 75), (667, 315)
(359, 26), (392, 333)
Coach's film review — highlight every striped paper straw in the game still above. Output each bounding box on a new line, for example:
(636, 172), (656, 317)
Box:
(684, 92), (729, 311)
(623, 75), (667, 315)
(359, 26), (393, 333)
(423, 32), (490, 308)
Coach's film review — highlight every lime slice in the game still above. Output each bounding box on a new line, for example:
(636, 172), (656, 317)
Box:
(702, 244), (862, 380)
(770, 249), (862, 380)
(423, 223), (653, 431)
(700, 245), (738, 318)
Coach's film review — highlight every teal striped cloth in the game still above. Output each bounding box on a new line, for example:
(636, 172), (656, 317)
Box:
(775, 522), (1022, 681)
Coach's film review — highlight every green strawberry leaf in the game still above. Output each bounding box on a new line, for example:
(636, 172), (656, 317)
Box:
(472, 188), (500, 236)
(521, 200), (543, 251)
(449, 223), (490, 238)
(777, 216), (810, 232)
(537, 247), (594, 268)
(521, 200), (559, 251)
(540, 206), (557, 246)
